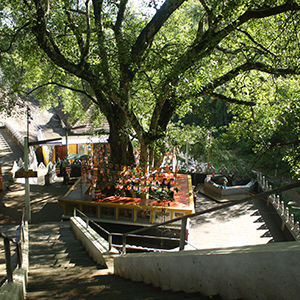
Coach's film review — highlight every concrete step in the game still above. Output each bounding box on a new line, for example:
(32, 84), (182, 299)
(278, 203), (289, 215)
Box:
(28, 222), (98, 270)
(26, 266), (214, 300)
(30, 245), (85, 257)
(26, 222), (218, 300)
(29, 241), (85, 253)
(29, 255), (97, 269)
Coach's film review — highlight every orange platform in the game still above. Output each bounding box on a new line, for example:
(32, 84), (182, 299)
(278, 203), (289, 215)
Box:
(58, 174), (194, 226)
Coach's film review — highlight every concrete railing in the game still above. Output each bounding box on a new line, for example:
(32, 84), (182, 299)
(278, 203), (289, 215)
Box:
(256, 172), (300, 240)
(4, 121), (24, 150)
(70, 216), (119, 267)
(114, 241), (300, 300)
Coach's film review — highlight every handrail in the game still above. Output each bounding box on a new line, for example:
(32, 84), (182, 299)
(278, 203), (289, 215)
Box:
(74, 181), (300, 254)
(74, 208), (114, 250)
(73, 208), (180, 253)
(0, 209), (25, 283)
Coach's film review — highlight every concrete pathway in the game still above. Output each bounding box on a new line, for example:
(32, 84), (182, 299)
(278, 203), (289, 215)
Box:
(0, 126), (70, 225)
(187, 190), (287, 250)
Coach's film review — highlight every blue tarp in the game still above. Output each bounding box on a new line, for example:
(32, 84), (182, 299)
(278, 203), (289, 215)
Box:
(67, 154), (89, 160)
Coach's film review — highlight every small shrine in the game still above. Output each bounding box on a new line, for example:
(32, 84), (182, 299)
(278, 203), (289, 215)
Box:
(58, 144), (194, 226)
(202, 173), (256, 202)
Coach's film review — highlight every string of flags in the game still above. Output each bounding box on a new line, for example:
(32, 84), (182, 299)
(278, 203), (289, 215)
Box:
(80, 144), (179, 199)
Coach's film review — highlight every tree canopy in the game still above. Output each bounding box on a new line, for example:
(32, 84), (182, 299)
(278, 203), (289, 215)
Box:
(1, 0), (300, 169)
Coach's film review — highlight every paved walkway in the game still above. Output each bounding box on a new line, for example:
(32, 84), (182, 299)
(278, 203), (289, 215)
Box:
(187, 188), (287, 250)
(0, 127), (69, 225)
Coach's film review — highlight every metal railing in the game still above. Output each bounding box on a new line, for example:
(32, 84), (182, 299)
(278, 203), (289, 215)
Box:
(73, 180), (300, 254)
(74, 208), (114, 251)
(0, 209), (25, 283)
(73, 208), (181, 254)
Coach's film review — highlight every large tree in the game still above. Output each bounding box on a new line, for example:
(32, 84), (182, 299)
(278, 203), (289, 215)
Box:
(1, 0), (300, 167)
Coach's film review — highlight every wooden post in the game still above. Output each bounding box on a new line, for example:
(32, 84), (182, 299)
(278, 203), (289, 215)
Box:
(16, 242), (23, 268)
(4, 238), (13, 283)
(108, 234), (112, 251)
(24, 137), (31, 223)
(179, 217), (187, 251)
(0, 165), (3, 191)
(66, 129), (69, 159)
(122, 235), (127, 254)
(185, 141), (189, 166)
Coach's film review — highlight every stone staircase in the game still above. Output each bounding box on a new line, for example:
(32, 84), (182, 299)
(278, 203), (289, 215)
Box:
(26, 222), (216, 300)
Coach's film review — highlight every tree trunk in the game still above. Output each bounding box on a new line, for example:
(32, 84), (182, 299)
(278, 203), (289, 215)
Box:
(107, 106), (135, 166)
(139, 139), (149, 169)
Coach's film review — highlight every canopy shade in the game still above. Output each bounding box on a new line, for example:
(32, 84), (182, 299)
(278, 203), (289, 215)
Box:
(67, 154), (89, 160)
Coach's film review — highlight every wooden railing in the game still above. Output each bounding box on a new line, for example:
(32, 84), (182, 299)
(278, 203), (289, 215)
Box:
(0, 209), (25, 283)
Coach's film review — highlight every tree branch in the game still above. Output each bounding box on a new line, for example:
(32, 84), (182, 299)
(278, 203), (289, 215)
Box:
(113, 0), (131, 90)
(198, 0), (213, 28)
(81, 0), (91, 67)
(130, 0), (186, 79)
(157, 57), (300, 131)
(236, 28), (276, 57)
(92, 0), (112, 83)
(64, 8), (85, 52)
(114, 0), (128, 33)
(0, 22), (31, 53)
(251, 61), (300, 75)
(164, 1), (300, 87)
(32, 0), (95, 83)
(63, 2), (92, 67)
(26, 81), (98, 105)
(202, 61), (300, 95)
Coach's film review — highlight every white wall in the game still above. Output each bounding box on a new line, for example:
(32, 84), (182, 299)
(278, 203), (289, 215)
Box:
(114, 241), (300, 300)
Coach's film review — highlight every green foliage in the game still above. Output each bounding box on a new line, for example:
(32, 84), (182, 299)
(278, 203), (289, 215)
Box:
(1, 0), (300, 169)
(223, 74), (300, 177)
